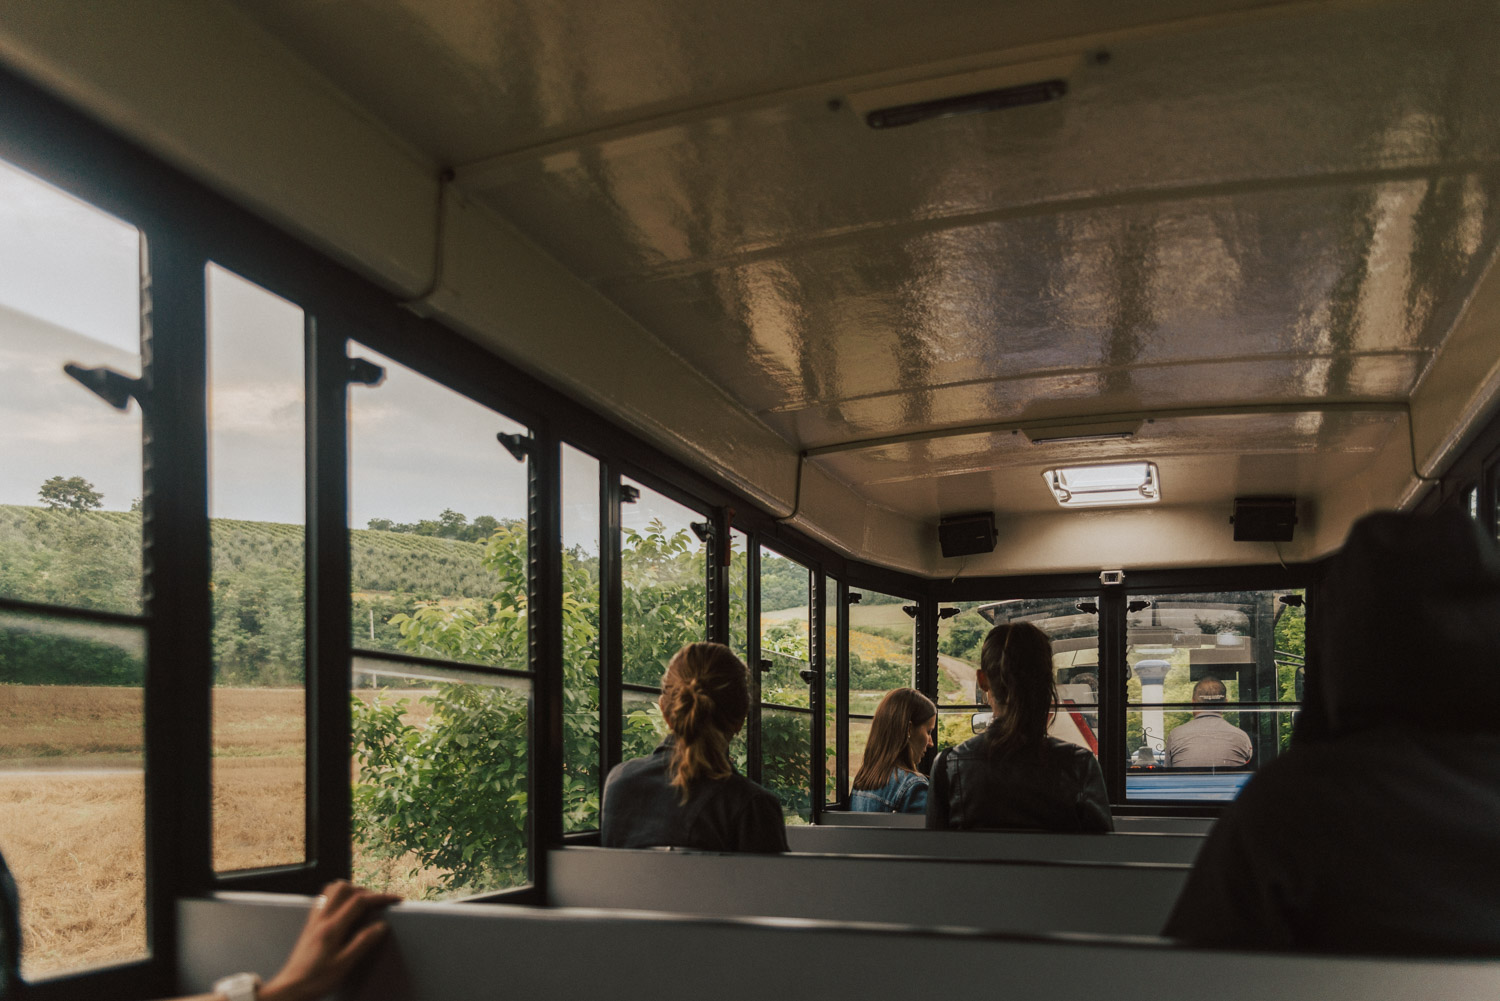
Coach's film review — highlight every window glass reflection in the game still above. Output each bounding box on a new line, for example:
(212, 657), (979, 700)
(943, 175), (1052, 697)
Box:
(1125, 590), (1305, 802)
(0, 611), (146, 979)
(347, 346), (533, 897)
(561, 444), (601, 833)
(0, 158), (142, 616)
(206, 264), (307, 873)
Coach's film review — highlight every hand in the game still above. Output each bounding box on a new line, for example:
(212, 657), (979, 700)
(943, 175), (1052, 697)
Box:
(256, 882), (400, 1001)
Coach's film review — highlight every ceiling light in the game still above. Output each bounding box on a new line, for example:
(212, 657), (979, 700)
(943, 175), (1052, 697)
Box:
(1043, 462), (1161, 508)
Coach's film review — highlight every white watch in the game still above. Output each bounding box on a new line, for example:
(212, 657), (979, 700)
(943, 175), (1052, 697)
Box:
(212, 972), (261, 1001)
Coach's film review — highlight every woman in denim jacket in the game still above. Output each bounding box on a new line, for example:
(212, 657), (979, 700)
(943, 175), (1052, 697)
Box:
(850, 688), (936, 813)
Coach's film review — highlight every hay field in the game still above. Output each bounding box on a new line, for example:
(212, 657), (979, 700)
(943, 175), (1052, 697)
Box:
(0, 685), (441, 982)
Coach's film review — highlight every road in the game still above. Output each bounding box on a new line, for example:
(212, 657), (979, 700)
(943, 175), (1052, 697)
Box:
(938, 654), (978, 701)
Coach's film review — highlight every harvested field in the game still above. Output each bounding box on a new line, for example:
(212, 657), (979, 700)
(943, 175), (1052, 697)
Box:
(0, 685), (444, 981)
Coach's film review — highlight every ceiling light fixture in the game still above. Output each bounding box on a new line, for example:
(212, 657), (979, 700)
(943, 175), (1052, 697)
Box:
(1043, 462), (1161, 508)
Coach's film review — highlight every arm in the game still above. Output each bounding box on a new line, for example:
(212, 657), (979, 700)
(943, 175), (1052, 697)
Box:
(901, 772), (929, 815)
(1075, 754), (1114, 832)
(740, 791), (790, 852)
(176, 882), (399, 1001)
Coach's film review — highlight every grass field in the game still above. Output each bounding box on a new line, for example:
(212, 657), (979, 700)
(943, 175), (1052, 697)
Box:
(0, 685), (444, 982)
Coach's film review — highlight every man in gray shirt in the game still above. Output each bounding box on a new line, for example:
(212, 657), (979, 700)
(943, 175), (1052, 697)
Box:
(1163, 676), (1252, 768)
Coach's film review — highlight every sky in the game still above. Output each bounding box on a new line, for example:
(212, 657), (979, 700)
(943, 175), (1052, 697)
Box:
(0, 157), (699, 552)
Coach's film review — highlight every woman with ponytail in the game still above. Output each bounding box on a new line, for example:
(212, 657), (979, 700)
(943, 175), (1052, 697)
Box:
(926, 622), (1112, 832)
(601, 642), (788, 852)
(849, 688), (936, 813)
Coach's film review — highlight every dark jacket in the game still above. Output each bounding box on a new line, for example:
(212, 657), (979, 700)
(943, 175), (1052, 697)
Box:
(926, 734), (1112, 832)
(601, 739), (789, 853)
(1163, 509), (1500, 954)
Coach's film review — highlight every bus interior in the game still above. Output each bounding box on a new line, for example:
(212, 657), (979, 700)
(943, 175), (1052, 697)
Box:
(1, 0), (1499, 997)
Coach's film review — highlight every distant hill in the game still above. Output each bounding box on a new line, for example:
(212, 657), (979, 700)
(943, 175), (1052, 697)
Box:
(0, 505), (507, 684)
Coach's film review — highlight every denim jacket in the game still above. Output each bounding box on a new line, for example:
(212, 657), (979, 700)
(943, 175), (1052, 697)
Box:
(850, 767), (929, 814)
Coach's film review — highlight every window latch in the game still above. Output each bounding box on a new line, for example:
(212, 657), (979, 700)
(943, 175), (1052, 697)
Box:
(63, 363), (143, 412)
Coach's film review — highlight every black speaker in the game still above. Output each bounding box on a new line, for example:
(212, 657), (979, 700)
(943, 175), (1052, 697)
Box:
(1232, 497), (1298, 542)
(939, 513), (997, 558)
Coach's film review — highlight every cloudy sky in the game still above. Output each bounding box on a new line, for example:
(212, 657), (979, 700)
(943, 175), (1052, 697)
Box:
(0, 158), (699, 555)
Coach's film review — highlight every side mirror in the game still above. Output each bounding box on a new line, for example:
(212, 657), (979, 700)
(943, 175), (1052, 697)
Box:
(970, 711), (993, 734)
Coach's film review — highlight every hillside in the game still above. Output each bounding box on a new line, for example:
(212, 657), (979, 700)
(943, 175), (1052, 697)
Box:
(1, 505), (504, 684)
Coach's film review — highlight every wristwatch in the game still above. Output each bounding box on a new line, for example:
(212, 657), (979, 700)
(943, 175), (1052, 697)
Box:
(212, 972), (262, 1001)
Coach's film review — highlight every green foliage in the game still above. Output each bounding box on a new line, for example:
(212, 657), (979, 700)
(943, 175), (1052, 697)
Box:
(213, 561), (304, 685)
(0, 627), (142, 685)
(352, 522), (602, 896)
(758, 555), (808, 612)
(0, 505), (142, 614)
(37, 475), (102, 512)
(938, 611), (987, 663)
(849, 652), (906, 690)
(364, 510), (511, 545)
(352, 685), (529, 895)
(620, 522), (707, 685)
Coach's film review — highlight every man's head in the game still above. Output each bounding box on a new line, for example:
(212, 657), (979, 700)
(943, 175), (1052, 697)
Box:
(1192, 676), (1227, 714)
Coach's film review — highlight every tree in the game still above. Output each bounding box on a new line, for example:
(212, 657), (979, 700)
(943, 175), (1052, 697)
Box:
(38, 475), (103, 512)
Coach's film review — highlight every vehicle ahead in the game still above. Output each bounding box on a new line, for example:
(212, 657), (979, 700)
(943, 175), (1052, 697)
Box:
(0, 0), (1498, 997)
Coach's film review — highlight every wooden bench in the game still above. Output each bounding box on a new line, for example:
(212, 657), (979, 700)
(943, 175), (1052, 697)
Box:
(179, 894), (1500, 1001)
(785, 826), (1204, 864)
(548, 846), (1188, 935)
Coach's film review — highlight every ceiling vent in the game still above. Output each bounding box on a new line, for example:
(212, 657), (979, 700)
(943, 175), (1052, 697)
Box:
(848, 54), (1081, 130)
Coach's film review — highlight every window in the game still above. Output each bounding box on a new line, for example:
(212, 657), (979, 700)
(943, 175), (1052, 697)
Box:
(560, 444), (602, 833)
(759, 548), (815, 821)
(1125, 590), (1304, 802)
(945, 597), (1100, 758)
(206, 264), (308, 873)
(619, 477), (707, 689)
(0, 156), (147, 979)
(347, 346), (533, 899)
(847, 587), (917, 778)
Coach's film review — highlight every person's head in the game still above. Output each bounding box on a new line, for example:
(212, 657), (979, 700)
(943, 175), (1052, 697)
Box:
(851, 687), (937, 790)
(1191, 676), (1227, 715)
(658, 642), (751, 801)
(1300, 508), (1500, 743)
(977, 622), (1056, 756)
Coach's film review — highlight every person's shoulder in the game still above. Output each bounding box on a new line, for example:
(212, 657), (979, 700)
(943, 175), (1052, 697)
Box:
(718, 770), (781, 806)
(1044, 736), (1098, 762)
(604, 751), (666, 789)
(946, 734), (988, 758)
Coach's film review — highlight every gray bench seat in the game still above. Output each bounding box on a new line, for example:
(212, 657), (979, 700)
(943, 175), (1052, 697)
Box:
(819, 812), (1215, 835)
(549, 846), (1187, 936)
(180, 894), (1500, 1001)
(786, 826), (1204, 864)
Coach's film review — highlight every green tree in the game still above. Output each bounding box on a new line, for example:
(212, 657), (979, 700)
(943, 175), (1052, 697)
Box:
(38, 475), (103, 512)
(351, 522), (600, 896)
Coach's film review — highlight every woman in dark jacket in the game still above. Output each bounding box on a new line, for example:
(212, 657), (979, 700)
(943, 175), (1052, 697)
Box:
(602, 642), (788, 852)
(927, 622), (1112, 832)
